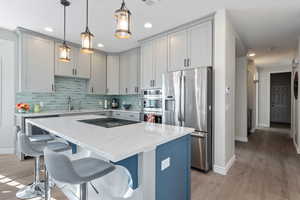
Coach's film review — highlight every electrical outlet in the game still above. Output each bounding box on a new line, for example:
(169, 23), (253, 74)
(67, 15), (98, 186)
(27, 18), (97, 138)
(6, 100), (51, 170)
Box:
(161, 157), (170, 171)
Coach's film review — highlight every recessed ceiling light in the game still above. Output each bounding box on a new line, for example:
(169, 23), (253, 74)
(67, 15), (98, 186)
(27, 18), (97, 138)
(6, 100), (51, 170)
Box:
(144, 22), (152, 29)
(44, 27), (53, 32)
(97, 43), (104, 48)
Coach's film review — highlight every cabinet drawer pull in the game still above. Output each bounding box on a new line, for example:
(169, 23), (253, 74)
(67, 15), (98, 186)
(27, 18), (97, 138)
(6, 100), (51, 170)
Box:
(184, 59), (187, 67)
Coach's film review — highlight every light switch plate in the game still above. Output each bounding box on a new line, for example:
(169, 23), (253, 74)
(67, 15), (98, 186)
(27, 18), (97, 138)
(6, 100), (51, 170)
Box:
(161, 157), (170, 171)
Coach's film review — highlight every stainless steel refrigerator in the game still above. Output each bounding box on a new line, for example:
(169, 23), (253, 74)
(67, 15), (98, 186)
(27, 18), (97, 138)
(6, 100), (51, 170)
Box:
(162, 67), (213, 171)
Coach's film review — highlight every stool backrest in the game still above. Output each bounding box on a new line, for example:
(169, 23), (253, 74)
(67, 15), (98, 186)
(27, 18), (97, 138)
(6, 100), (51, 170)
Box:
(17, 131), (41, 157)
(44, 147), (82, 184)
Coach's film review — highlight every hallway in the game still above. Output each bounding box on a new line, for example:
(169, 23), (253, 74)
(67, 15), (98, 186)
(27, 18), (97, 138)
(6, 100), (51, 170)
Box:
(0, 129), (300, 200)
(191, 128), (300, 200)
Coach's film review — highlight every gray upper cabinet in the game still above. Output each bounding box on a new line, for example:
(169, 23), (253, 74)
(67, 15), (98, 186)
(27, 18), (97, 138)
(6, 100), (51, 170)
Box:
(141, 41), (154, 89)
(153, 37), (168, 88)
(77, 49), (91, 79)
(107, 55), (120, 95)
(188, 21), (213, 68)
(89, 52), (106, 94)
(141, 36), (168, 89)
(168, 20), (213, 71)
(19, 33), (55, 92)
(168, 30), (188, 72)
(55, 42), (91, 79)
(119, 48), (140, 94)
(54, 43), (76, 77)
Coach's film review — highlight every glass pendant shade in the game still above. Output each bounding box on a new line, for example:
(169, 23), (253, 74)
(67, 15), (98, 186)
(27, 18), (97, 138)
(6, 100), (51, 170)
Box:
(81, 29), (94, 54)
(59, 42), (71, 62)
(115, 1), (132, 39)
(59, 0), (71, 62)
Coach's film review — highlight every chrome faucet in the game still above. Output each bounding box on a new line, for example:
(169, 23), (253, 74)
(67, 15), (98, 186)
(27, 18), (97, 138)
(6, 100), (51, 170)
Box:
(67, 96), (73, 111)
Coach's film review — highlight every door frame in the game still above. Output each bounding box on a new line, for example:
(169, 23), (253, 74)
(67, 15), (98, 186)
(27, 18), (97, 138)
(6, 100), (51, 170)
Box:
(267, 70), (292, 129)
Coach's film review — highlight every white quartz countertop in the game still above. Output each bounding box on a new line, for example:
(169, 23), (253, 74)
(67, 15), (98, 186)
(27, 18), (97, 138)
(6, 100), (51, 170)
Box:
(26, 115), (193, 162)
(15, 109), (142, 118)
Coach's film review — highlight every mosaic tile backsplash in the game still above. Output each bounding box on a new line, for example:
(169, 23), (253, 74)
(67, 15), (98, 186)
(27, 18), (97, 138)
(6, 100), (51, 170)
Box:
(16, 76), (142, 112)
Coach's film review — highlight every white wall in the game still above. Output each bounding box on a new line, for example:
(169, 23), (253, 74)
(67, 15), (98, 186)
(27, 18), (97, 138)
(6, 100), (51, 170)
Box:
(235, 57), (248, 142)
(247, 60), (257, 131)
(0, 28), (17, 154)
(213, 9), (238, 175)
(257, 65), (292, 127)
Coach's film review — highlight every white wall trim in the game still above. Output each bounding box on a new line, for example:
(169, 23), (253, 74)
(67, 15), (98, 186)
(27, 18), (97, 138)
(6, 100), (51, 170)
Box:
(213, 155), (236, 175)
(0, 147), (15, 154)
(235, 136), (248, 142)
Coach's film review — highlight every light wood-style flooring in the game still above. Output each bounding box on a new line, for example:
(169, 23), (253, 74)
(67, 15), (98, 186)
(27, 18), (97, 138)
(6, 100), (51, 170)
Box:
(1, 128), (300, 200)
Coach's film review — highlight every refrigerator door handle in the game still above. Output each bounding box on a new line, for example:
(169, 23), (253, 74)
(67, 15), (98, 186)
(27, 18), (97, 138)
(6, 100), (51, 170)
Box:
(181, 75), (185, 124)
(177, 75), (182, 124)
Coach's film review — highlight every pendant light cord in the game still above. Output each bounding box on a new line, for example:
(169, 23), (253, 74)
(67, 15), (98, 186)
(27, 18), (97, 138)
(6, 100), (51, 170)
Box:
(86, 0), (89, 28)
(63, 5), (66, 43)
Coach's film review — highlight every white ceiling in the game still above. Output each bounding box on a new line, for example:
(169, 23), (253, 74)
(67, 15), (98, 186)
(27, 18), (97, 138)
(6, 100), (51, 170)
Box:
(1, 0), (300, 53)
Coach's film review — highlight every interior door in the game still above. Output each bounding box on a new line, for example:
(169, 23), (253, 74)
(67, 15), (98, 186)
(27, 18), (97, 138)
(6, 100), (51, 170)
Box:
(182, 68), (208, 131)
(270, 72), (291, 124)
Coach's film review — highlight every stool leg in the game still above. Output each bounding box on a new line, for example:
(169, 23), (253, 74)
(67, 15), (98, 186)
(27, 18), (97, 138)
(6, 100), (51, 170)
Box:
(45, 168), (52, 200)
(34, 156), (40, 183)
(16, 156), (43, 199)
(80, 183), (88, 200)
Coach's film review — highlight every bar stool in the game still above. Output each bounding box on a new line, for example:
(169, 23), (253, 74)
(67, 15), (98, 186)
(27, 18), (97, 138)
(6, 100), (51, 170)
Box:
(44, 147), (116, 200)
(16, 132), (71, 199)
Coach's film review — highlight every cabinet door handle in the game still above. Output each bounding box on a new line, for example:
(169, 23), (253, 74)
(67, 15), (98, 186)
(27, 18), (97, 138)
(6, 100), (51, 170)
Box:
(125, 88), (128, 93)
(187, 58), (190, 67)
(75, 69), (77, 76)
(72, 69), (74, 75)
(52, 84), (55, 92)
(91, 87), (94, 93)
(184, 59), (187, 67)
(153, 80), (155, 87)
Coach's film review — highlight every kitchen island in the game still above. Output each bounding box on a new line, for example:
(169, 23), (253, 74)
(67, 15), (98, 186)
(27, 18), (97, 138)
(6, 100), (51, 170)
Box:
(26, 114), (193, 200)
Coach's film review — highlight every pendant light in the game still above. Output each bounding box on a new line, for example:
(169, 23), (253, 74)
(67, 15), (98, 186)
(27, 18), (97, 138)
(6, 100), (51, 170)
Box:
(114, 0), (132, 39)
(59, 0), (71, 62)
(81, 0), (94, 53)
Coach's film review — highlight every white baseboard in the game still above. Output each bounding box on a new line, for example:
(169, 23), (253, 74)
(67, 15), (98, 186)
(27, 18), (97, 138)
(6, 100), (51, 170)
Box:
(293, 139), (300, 154)
(235, 136), (248, 142)
(213, 155), (236, 175)
(0, 147), (15, 154)
(258, 124), (269, 128)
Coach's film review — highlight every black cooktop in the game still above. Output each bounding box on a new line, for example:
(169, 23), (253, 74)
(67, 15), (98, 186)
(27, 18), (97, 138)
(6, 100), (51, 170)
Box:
(78, 118), (140, 128)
